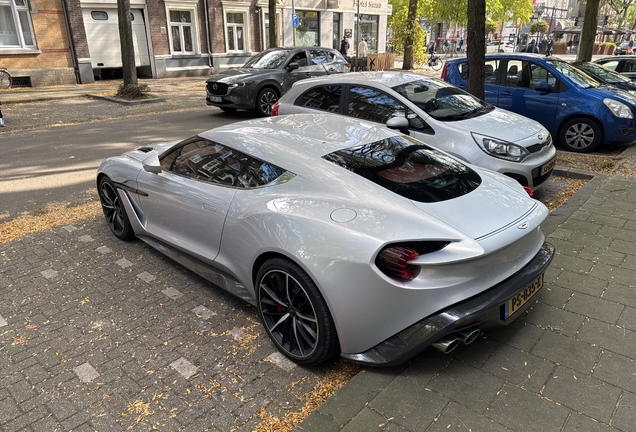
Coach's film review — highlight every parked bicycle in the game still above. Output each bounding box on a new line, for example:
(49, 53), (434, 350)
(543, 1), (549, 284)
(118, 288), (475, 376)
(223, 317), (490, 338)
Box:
(0, 67), (12, 90)
(427, 53), (443, 71)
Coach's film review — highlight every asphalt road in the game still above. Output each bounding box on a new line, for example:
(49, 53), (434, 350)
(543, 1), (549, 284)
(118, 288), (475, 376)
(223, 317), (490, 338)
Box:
(0, 105), (258, 221)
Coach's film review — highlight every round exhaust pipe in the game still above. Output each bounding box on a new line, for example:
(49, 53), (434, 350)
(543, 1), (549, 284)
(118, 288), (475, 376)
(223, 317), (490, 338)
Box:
(431, 336), (461, 354)
(456, 328), (481, 345)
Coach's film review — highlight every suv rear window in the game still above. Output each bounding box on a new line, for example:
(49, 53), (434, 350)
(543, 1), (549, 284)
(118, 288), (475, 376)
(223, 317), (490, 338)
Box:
(323, 136), (481, 203)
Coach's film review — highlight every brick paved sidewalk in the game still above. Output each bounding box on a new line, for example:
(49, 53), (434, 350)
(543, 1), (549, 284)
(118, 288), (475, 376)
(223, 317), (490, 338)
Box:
(296, 174), (636, 432)
(0, 219), (334, 431)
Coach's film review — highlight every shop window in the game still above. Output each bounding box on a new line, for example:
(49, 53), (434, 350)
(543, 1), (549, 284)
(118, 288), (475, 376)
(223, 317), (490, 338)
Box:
(296, 10), (319, 47)
(0, 0), (36, 49)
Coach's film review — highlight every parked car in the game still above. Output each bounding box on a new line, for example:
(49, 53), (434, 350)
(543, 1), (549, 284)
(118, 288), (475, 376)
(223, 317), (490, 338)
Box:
(613, 41), (632, 55)
(571, 61), (636, 94)
(97, 113), (554, 367)
(273, 71), (556, 189)
(594, 56), (636, 81)
(443, 54), (636, 153)
(205, 47), (350, 116)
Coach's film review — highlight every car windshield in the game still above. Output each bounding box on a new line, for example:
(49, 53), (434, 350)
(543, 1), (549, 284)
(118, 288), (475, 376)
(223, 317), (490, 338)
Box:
(243, 49), (291, 69)
(323, 135), (481, 203)
(548, 60), (599, 88)
(391, 79), (494, 121)
(574, 62), (631, 84)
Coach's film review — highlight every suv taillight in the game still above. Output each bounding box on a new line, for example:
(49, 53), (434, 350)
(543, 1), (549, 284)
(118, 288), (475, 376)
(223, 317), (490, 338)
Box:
(271, 102), (280, 116)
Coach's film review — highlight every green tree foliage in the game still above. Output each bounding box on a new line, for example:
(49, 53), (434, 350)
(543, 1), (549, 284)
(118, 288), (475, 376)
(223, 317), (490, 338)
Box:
(485, 20), (498, 36)
(488, 0), (534, 26)
(390, 4), (428, 67)
(530, 20), (548, 34)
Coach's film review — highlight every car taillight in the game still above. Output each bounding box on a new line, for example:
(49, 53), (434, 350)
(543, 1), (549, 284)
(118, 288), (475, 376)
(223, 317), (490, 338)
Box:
(376, 246), (419, 281)
(440, 64), (447, 80)
(271, 102), (280, 116)
(523, 186), (534, 197)
(375, 241), (450, 281)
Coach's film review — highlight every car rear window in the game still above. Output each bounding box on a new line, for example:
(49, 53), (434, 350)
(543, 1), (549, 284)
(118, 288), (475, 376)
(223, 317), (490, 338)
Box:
(323, 136), (481, 203)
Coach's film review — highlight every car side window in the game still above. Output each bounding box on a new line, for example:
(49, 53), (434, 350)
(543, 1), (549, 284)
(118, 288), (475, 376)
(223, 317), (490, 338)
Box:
(529, 64), (557, 90)
(406, 111), (434, 134)
(624, 60), (636, 72)
(457, 60), (499, 84)
(484, 60), (500, 84)
(505, 60), (524, 86)
(162, 138), (286, 188)
(310, 49), (328, 65)
(297, 85), (342, 113)
(290, 52), (308, 67)
(347, 86), (405, 124)
(598, 60), (619, 71)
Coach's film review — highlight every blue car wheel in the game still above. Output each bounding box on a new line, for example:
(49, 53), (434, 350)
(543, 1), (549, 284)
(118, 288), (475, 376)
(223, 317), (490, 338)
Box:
(559, 117), (602, 153)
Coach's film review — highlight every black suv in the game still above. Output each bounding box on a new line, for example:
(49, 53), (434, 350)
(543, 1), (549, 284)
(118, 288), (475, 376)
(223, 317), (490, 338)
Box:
(206, 47), (350, 116)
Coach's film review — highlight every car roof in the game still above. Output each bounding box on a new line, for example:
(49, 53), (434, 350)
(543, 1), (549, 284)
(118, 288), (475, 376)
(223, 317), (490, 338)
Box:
(199, 113), (402, 166)
(290, 70), (446, 87)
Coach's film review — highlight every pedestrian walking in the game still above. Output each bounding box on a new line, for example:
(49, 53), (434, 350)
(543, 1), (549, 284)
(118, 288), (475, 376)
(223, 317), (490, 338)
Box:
(339, 35), (350, 56)
(628, 39), (634, 55)
(458, 38), (464, 53)
(358, 37), (368, 56)
(545, 35), (554, 57)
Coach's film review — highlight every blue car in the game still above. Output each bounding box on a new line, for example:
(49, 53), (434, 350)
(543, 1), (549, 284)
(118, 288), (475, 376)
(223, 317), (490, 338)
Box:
(442, 54), (636, 152)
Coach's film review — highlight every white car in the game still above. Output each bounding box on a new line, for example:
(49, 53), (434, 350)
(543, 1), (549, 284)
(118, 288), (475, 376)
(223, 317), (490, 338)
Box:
(273, 71), (557, 189)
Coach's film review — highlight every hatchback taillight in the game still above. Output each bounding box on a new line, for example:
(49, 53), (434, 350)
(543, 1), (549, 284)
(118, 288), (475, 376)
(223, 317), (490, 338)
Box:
(440, 64), (447, 80)
(271, 102), (280, 116)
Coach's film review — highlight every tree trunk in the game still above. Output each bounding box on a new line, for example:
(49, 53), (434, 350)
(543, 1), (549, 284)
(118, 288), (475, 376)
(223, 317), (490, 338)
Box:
(467, 0), (485, 100)
(118, 0), (137, 86)
(577, 0), (600, 61)
(402, 0), (418, 70)
(268, 0), (277, 48)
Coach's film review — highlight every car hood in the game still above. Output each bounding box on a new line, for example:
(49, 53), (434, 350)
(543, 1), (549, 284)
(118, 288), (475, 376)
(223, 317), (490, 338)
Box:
(586, 85), (636, 106)
(206, 68), (272, 83)
(442, 107), (544, 143)
(410, 171), (540, 240)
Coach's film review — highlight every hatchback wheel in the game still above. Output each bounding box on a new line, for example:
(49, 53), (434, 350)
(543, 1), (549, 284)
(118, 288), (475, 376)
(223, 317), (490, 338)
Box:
(98, 176), (135, 240)
(256, 258), (339, 366)
(559, 117), (602, 153)
(256, 88), (278, 116)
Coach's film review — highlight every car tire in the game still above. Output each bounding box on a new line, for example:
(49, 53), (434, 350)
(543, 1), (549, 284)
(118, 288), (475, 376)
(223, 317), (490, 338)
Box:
(256, 257), (340, 366)
(98, 176), (135, 241)
(256, 87), (278, 117)
(220, 107), (237, 113)
(559, 117), (602, 153)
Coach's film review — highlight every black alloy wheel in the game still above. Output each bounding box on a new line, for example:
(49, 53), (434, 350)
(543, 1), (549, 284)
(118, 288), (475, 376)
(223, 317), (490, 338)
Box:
(559, 117), (602, 153)
(98, 177), (135, 240)
(256, 88), (278, 116)
(256, 258), (339, 366)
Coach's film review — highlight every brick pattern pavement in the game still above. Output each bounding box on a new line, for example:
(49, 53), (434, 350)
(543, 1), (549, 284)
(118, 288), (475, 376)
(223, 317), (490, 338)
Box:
(0, 218), (331, 431)
(296, 175), (636, 432)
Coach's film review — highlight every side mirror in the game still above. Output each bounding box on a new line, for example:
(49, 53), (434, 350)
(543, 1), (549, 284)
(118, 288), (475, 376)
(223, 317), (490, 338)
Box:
(386, 117), (410, 135)
(535, 81), (551, 92)
(142, 153), (162, 174)
(287, 62), (299, 71)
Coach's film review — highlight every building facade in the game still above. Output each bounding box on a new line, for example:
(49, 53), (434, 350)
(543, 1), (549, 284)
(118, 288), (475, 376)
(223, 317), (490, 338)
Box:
(0, 0), (389, 86)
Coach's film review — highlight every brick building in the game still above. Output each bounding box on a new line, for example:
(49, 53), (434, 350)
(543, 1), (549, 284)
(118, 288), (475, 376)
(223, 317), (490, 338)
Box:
(1, 0), (389, 86)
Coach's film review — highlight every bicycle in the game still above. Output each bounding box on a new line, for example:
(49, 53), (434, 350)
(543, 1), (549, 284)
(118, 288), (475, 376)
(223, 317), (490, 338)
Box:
(0, 67), (12, 90)
(427, 53), (443, 71)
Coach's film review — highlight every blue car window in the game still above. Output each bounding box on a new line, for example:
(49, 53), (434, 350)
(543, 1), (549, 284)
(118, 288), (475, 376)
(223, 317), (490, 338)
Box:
(529, 64), (557, 90)
(485, 60), (500, 83)
(505, 60), (524, 87)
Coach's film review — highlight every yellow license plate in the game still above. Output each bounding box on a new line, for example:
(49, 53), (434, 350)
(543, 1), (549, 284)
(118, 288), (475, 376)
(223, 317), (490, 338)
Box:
(504, 273), (544, 320)
(541, 158), (556, 176)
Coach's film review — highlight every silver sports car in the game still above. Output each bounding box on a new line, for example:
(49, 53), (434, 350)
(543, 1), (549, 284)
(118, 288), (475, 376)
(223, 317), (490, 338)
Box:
(97, 114), (554, 367)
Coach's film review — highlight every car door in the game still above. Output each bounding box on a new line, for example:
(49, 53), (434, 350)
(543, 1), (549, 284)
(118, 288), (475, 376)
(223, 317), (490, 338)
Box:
(281, 50), (322, 92)
(137, 138), (237, 262)
(496, 59), (559, 131)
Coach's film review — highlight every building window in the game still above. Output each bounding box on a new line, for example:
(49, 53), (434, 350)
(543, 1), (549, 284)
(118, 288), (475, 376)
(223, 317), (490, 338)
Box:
(226, 12), (245, 51)
(332, 13), (341, 50)
(296, 10), (319, 47)
(0, 0), (36, 48)
(169, 10), (194, 54)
